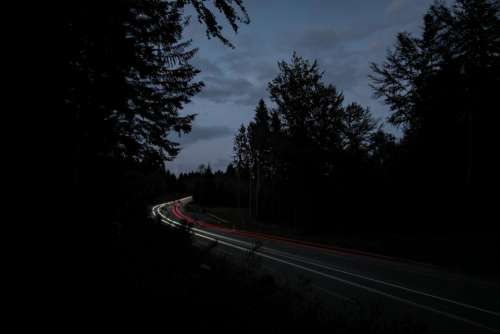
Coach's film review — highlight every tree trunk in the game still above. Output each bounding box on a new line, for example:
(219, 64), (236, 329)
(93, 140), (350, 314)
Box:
(248, 174), (252, 219)
(256, 163), (260, 219)
(466, 111), (472, 185)
(237, 168), (242, 227)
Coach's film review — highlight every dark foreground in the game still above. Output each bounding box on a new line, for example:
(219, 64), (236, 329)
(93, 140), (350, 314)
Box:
(156, 197), (500, 334)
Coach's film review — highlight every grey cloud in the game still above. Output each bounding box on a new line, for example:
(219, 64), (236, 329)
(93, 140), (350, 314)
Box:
(192, 57), (224, 76)
(254, 61), (279, 81)
(174, 124), (233, 146)
(290, 4), (435, 58)
(319, 41), (388, 91)
(191, 56), (257, 104)
(386, 0), (408, 16)
(198, 76), (252, 102)
(197, 75), (265, 106)
(323, 62), (365, 90)
(294, 28), (364, 53)
(225, 57), (278, 83)
(234, 85), (267, 106)
(385, 0), (440, 18)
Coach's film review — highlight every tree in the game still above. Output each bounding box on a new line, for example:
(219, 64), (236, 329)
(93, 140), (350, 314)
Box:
(268, 54), (350, 184)
(370, 0), (499, 186)
(268, 111), (286, 219)
(269, 52), (325, 141)
(341, 103), (377, 155)
(266, 53), (370, 225)
(182, 0), (250, 48)
(231, 52), (383, 229)
(451, 0), (500, 185)
(369, 129), (397, 171)
(233, 124), (251, 173)
(251, 99), (271, 218)
(233, 124), (250, 221)
(66, 1), (249, 175)
(64, 0), (250, 236)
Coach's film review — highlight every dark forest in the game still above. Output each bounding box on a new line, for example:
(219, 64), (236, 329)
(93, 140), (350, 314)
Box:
(64, 1), (500, 332)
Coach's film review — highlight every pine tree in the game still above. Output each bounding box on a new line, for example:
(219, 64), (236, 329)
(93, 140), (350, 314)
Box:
(269, 52), (325, 141)
(251, 99), (271, 218)
(341, 103), (377, 155)
(268, 53), (358, 224)
(246, 122), (257, 217)
(452, 0), (500, 184)
(66, 1), (249, 173)
(233, 124), (250, 222)
(369, 0), (499, 186)
(64, 0), (250, 233)
(233, 124), (250, 173)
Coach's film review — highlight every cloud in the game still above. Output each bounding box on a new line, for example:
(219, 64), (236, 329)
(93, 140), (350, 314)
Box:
(196, 74), (266, 106)
(174, 124), (233, 146)
(386, 0), (407, 16)
(223, 56), (278, 82)
(197, 75), (252, 102)
(167, 135), (235, 174)
(294, 28), (366, 53)
(192, 57), (224, 76)
(385, 0), (438, 18)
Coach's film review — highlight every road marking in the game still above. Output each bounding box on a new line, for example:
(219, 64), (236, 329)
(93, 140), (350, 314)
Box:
(156, 203), (500, 333)
(261, 245), (500, 318)
(164, 204), (500, 317)
(208, 234), (500, 333)
(164, 204), (500, 318)
(183, 216), (500, 319)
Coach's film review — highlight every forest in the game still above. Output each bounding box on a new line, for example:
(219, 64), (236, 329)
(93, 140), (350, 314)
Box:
(64, 0), (499, 332)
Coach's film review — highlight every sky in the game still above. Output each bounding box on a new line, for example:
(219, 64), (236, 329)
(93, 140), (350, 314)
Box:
(166, 0), (449, 174)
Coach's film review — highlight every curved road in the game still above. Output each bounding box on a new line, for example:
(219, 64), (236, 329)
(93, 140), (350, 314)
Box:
(152, 197), (500, 333)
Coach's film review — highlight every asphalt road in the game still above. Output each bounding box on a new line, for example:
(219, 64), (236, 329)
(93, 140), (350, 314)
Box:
(152, 197), (500, 333)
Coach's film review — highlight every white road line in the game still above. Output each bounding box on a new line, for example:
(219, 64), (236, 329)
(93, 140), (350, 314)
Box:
(170, 210), (500, 319)
(155, 203), (500, 333)
(211, 234), (500, 333)
(263, 244), (500, 318)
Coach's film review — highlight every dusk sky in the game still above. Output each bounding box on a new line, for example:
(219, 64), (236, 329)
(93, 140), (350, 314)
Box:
(167, 0), (449, 174)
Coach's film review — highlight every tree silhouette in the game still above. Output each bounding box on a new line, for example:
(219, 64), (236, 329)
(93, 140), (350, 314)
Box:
(185, 0), (250, 47)
(228, 53), (383, 227)
(66, 1), (249, 177)
(370, 0), (499, 187)
(250, 99), (271, 218)
(233, 124), (251, 221)
(341, 103), (377, 155)
(64, 2), (252, 300)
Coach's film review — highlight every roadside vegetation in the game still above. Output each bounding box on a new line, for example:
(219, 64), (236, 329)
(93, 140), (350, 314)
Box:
(110, 214), (427, 333)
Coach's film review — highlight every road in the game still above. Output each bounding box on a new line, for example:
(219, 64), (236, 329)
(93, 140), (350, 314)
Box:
(152, 197), (500, 333)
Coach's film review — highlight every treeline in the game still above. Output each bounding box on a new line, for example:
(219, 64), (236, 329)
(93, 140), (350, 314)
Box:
(187, 53), (397, 231)
(187, 0), (499, 239)
(229, 58), (389, 230)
